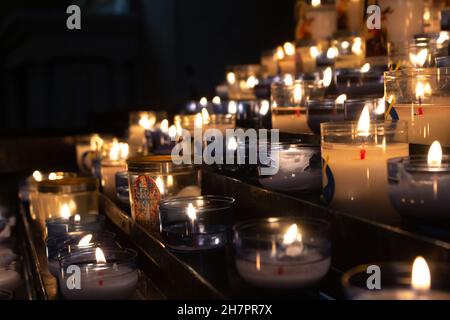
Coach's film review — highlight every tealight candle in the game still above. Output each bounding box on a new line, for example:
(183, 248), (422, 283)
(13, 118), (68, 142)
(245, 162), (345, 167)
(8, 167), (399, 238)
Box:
(321, 107), (409, 222)
(234, 217), (331, 289)
(335, 65), (385, 98)
(159, 196), (234, 251)
(100, 140), (129, 201)
(342, 256), (450, 300)
(388, 141), (450, 220)
(145, 119), (177, 154)
(59, 247), (138, 300)
(75, 134), (105, 174)
(128, 111), (157, 155)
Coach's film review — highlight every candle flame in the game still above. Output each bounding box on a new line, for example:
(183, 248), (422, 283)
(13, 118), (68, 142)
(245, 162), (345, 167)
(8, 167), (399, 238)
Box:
(160, 119), (169, 133)
(411, 256), (431, 291)
(437, 32), (449, 45)
(259, 100), (270, 116)
(283, 224), (302, 245)
(74, 214), (81, 222)
(246, 75), (259, 88)
(283, 42), (295, 56)
(276, 46), (285, 60)
(109, 140), (129, 161)
(351, 40), (363, 55)
(201, 108), (210, 124)
(194, 113), (203, 128)
(226, 72), (236, 85)
(357, 105), (371, 137)
(283, 74), (294, 86)
(138, 114), (156, 130)
(90, 134), (104, 151)
(326, 47), (338, 59)
(410, 49), (428, 67)
(360, 63), (371, 73)
(228, 101), (237, 114)
(311, 0), (320, 7)
(95, 247), (107, 264)
(322, 67), (333, 87)
(416, 82), (425, 101)
(212, 96), (221, 104)
(186, 203), (197, 222)
(60, 204), (71, 219)
(293, 82), (303, 103)
(78, 234), (93, 247)
(33, 170), (43, 182)
(168, 125), (177, 140)
(199, 97), (208, 106)
(335, 94), (347, 104)
(310, 46), (320, 58)
(427, 141), (442, 166)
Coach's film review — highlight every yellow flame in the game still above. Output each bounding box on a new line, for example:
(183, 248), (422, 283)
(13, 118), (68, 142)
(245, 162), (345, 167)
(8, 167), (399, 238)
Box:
(74, 214), (81, 222)
(186, 203), (197, 222)
(201, 108), (210, 124)
(228, 101), (237, 114)
(199, 97), (208, 106)
(194, 113), (203, 128)
(310, 46), (320, 58)
(276, 46), (285, 60)
(283, 74), (294, 86)
(90, 134), (104, 151)
(322, 67), (333, 87)
(168, 125), (177, 140)
(360, 63), (371, 73)
(311, 0), (321, 7)
(283, 224), (302, 245)
(109, 140), (128, 161)
(212, 96), (221, 104)
(327, 47), (338, 59)
(246, 75), (259, 88)
(95, 247), (107, 264)
(427, 141), (442, 166)
(60, 204), (71, 219)
(411, 256), (431, 291)
(259, 100), (270, 116)
(410, 49), (428, 67)
(138, 114), (156, 130)
(32, 170), (43, 182)
(357, 105), (371, 137)
(416, 82), (425, 100)
(293, 82), (303, 104)
(226, 72), (236, 85)
(78, 234), (93, 247)
(351, 40), (363, 55)
(160, 119), (169, 133)
(283, 42), (295, 56)
(167, 175), (174, 188)
(335, 94), (347, 104)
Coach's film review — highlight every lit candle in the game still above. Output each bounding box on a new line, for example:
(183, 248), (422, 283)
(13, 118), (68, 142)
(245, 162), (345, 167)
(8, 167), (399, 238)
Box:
(128, 112), (156, 154)
(75, 134), (104, 174)
(234, 217), (331, 289)
(100, 140), (129, 201)
(321, 108), (409, 222)
(388, 140), (450, 219)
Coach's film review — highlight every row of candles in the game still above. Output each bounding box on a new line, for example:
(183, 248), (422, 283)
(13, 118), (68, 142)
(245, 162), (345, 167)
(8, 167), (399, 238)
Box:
(19, 170), (450, 299)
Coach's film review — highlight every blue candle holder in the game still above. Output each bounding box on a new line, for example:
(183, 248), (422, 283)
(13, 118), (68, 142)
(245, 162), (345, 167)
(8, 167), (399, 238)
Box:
(159, 196), (234, 251)
(306, 99), (345, 134)
(46, 214), (106, 238)
(115, 171), (130, 206)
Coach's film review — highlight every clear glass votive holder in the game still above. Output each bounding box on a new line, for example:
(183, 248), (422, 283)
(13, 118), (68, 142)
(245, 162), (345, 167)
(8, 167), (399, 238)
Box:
(159, 196), (234, 251)
(233, 217), (331, 289)
(342, 262), (450, 300)
(45, 214), (105, 239)
(128, 111), (167, 155)
(320, 121), (409, 221)
(234, 100), (272, 129)
(59, 247), (138, 300)
(388, 39), (439, 69)
(258, 140), (322, 193)
(115, 171), (130, 206)
(127, 155), (201, 231)
(343, 97), (386, 121)
(388, 155), (450, 220)
(227, 64), (263, 100)
(46, 231), (117, 277)
(306, 99), (345, 134)
(271, 79), (325, 134)
(335, 67), (385, 98)
(384, 67), (450, 146)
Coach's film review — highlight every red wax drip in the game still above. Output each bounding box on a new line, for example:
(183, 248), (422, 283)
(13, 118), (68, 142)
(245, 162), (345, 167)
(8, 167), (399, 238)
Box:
(360, 149), (366, 160)
(277, 266), (284, 275)
(295, 109), (301, 118)
(418, 107), (424, 115)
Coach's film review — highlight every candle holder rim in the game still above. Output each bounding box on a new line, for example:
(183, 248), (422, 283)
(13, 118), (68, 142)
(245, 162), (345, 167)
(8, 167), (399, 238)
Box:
(233, 216), (330, 239)
(59, 247), (137, 268)
(320, 120), (408, 134)
(37, 176), (98, 194)
(384, 67), (450, 79)
(389, 155), (450, 173)
(45, 230), (116, 245)
(46, 214), (105, 226)
(159, 195), (235, 212)
(127, 155), (199, 172)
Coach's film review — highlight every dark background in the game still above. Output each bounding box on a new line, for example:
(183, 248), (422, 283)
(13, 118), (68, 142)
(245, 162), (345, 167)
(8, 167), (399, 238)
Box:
(0, 0), (296, 136)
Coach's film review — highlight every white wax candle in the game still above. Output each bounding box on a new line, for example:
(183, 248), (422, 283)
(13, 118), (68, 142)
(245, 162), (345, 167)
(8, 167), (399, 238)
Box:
(272, 107), (312, 134)
(393, 104), (450, 146)
(236, 251), (331, 289)
(101, 162), (126, 201)
(322, 143), (409, 222)
(59, 266), (138, 300)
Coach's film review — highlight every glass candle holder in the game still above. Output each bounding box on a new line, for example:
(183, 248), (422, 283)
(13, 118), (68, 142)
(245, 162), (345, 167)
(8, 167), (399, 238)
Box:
(174, 113), (236, 135)
(321, 121), (409, 221)
(388, 39), (439, 69)
(388, 155), (450, 220)
(234, 100), (272, 129)
(335, 66), (385, 97)
(115, 171), (130, 206)
(343, 97), (386, 121)
(233, 217), (331, 289)
(99, 139), (129, 201)
(128, 111), (167, 155)
(159, 196), (234, 251)
(342, 261), (450, 300)
(271, 79), (325, 134)
(37, 177), (99, 230)
(59, 247), (138, 300)
(331, 35), (366, 69)
(306, 99), (345, 134)
(258, 140), (322, 193)
(384, 67), (450, 146)
(46, 231), (117, 277)
(227, 65), (263, 100)
(127, 155), (201, 231)
(75, 134), (108, 175)
(46, 214), (106, 239)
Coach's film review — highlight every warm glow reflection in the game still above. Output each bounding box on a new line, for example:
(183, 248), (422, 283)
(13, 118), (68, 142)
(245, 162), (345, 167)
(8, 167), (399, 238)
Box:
(351, 39), (363, 55)
(78, 234), (93, 247)
(74, 214), (81, 222)
(283, 74), (294, 86)
(186, 203), (197, 222)
(411, 256), (431, 291)
(283, 224), (302, 245)
(33, 170), (43, 182)
(194, 113), (203, 128)
(227, 137), (238, 151)
(60, 204), (71, 219)
(410, 49), (428, 67)
(201, 108), (210, 124)
(357, 105), (371, 137)
(168, 125), (177, 140)
(437, 32), (449, 45)
(246, 75), (259, 88)
(427, 141), (442, 167)
(155, 177), (165, 195)
(95, 247), (107, 264)
(416, 82), (425, 101)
